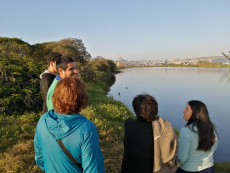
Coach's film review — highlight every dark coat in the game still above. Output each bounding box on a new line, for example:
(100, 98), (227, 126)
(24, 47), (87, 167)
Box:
(40, 72), (55, 114)
(122, 118), (154, 173)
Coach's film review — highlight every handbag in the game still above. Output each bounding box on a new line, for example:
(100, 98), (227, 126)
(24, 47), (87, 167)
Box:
(58, 139), (83, 170)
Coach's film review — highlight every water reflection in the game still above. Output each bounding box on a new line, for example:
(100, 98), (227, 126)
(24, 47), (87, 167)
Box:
(131, 67), (227, 74)
(220, 68), (230, 82)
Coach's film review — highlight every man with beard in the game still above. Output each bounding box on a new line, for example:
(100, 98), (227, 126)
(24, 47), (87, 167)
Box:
(46, 55), (80, 111)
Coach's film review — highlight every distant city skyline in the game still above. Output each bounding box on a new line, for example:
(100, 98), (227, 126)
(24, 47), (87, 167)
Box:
(1, 0), (230, 60)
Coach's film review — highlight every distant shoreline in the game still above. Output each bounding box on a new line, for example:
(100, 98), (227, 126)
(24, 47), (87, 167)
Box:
(117, 64), (230, 69)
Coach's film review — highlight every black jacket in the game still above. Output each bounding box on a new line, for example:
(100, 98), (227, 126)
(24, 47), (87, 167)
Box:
(40, 72), (56, 114)
(122, 118), (154, 173)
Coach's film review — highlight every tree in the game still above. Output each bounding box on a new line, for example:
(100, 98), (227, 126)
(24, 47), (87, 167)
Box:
(0, 37), (32, 59)
(0, 37), (44, 114)
(0, 37), (99, 114)
(31, 38), (92, 68)
(54, 38), (91, 67)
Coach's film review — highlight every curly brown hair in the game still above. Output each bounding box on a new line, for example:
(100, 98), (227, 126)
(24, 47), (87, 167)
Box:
(132, 94), (158, 122)
(52, 77), (89, 114)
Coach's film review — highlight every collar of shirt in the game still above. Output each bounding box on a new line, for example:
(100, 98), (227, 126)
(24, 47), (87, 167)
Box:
(56, 75), (62, 80)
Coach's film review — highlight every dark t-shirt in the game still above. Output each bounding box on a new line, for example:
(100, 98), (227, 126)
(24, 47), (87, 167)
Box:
(40, 73), (55, 114)
(122, 118), (154, 173)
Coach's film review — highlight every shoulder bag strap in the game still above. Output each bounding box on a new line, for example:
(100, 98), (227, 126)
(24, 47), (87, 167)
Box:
(57, 139), (83, 170)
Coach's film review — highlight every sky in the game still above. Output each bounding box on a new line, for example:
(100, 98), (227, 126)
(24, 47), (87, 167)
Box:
(1, 0), (230, 61)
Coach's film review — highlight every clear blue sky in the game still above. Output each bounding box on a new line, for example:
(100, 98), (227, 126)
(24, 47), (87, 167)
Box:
(1, 0), (230, 61)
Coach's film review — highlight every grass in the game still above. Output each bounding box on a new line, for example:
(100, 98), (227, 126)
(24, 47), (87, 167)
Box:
(0, 113), (42, 173)
(215, 162), (230, 173)
(0, 82), (229, 173)
(0, 82), (134, 173)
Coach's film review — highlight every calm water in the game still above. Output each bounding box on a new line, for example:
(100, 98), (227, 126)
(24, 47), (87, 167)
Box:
(108, 67), (230, 163)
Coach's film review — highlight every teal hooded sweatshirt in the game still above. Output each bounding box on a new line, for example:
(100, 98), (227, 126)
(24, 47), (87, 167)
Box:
(34, 110), (105, 173)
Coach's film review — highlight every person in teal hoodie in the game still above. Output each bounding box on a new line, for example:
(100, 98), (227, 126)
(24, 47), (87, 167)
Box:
(34, 77), (105, 173)
(46, 55), (80, 111)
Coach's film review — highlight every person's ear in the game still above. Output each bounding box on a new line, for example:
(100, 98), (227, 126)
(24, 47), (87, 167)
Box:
(58, 68), (64, 77)
(50, 61), (55, 67)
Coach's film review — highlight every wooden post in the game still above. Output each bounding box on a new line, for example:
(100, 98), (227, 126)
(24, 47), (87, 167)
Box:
(221, 52), (230, 61)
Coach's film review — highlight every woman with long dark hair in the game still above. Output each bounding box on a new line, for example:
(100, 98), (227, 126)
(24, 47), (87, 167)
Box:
(175, 100), (219, 173)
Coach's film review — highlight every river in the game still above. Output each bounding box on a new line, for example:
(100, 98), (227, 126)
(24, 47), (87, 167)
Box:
(108, 67), (230, 163)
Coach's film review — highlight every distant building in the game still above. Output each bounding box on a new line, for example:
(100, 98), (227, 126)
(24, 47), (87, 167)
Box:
(163, 59), (167, 64)
(117, 62), (126, 66)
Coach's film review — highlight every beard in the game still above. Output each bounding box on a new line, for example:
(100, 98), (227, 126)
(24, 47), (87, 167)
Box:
(71, 73), (81, 79)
